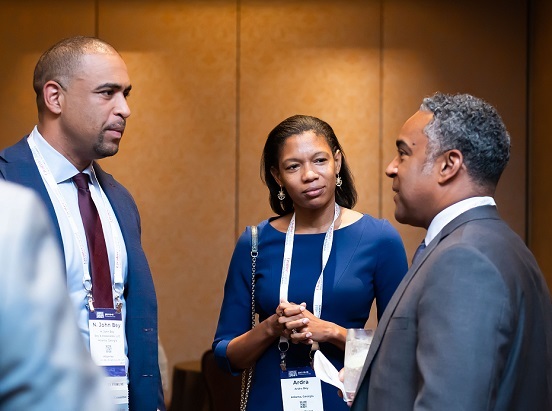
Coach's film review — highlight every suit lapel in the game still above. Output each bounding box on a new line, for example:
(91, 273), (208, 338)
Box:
(93, 163), (135, 250)
(354, 231), (440, 389)
(0, 138), (64, 248)
(94, 164), (121, 217)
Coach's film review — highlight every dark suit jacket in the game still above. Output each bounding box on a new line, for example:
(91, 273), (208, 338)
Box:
(352, 206), (552, 411)
(0, 137), (165, 411)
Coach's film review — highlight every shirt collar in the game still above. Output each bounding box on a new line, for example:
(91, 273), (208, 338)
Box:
(425, 196), (496, 246)
(30, 126), (94, 183)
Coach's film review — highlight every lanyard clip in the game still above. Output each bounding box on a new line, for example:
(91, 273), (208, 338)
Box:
(115, 297), (123, 313)
(278, 339), (289, 371)
(280, 352), (287, 372)
(87, 295), (95, 312)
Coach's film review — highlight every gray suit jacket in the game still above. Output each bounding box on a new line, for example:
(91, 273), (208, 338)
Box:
(352, 206), (552, 411)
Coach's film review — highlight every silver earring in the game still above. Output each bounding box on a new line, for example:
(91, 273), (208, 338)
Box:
(336, 174), (343, 187)
(277, 186), (286, 201)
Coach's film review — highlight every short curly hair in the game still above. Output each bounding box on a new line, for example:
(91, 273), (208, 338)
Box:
(420, 92), (511, 188)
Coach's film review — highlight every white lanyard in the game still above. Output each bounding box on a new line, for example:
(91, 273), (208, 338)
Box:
(278, 202), (340, 367)
(27, 135), (124, 307)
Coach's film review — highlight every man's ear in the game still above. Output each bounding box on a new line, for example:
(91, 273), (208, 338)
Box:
(270, 167), (282, 187)
(42, 81), (64, 115)
(438, 149), (463, 184)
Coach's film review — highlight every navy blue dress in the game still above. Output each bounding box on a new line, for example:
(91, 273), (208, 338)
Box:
(213, 215), (407, 411)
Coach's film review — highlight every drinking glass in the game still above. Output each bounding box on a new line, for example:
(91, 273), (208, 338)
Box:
(343, 328), (373, 402)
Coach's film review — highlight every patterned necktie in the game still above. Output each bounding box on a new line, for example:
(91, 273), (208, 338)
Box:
(412, 240), (426, 265)
(73, 173), (113, 308)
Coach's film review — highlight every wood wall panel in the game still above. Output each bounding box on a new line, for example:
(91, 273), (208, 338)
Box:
(0, 1), (95, 149)
(530, 0), (552, 286)
(239, 0), (382, 231)
(97, 0), (238, 386)
(381, 0), (528, 260)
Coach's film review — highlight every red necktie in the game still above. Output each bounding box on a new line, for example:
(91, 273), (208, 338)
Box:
(73, 173), (113, 308)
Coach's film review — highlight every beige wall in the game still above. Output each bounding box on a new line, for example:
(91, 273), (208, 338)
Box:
(530, 0), (552, 289)
(238, 1), (382, 229)
(380, 0), (528, 254)
(98, 1), (239, 385)
(0, 1), (96, 140)
(0, 0), (537, 396)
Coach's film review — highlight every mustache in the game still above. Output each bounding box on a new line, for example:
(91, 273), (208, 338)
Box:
(105, 120), (126, 132)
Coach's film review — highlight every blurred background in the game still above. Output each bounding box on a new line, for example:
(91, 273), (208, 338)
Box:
(1, 0), (550, 404)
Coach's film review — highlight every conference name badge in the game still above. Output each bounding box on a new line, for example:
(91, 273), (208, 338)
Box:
(280, 366), (324, 411)
(89, 308), (129, 409)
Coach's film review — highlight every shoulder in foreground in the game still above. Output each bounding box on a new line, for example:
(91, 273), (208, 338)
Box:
(0, 180), (37, 211)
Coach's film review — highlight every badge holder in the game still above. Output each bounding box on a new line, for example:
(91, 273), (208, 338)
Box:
(279, 341), (324, 411)
(280, 364), (324, 411)
(89, 300), (129, 410)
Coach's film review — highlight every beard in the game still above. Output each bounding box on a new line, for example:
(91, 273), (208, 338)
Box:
(93, 122), (125, 158)
(93, 135), (120, 158)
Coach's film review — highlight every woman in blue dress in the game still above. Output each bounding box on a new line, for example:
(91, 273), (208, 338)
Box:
(213, 115), (407, 410)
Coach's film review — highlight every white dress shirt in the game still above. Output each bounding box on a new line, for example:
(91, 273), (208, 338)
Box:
(425, 196), (497, 247)
(29, 127), (129, 364)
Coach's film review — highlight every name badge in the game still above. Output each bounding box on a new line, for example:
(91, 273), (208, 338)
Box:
(89, 308), (129, 409)
(280, 366), (324, 411)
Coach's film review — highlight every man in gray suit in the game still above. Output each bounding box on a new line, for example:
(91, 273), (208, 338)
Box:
(351, 93), (552, 410)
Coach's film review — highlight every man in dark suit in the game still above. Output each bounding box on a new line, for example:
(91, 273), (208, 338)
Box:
(0, 36), (164, 411)
(352, 92), (552, 410)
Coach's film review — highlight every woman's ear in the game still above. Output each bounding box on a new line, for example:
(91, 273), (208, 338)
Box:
(270, 166), (282, 187)
(42, 80), (64, 115)
(334, 149), (342, 174)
